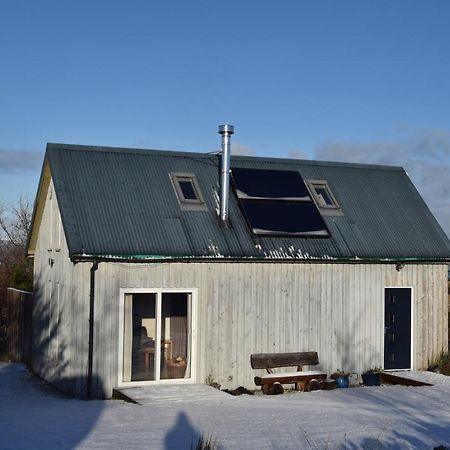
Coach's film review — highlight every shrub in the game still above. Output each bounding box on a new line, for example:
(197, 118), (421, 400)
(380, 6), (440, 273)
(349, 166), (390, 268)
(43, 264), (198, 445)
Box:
(428, 351), (450, 376)
(194, 433), (217, 450)
(205, 374), (221, 390)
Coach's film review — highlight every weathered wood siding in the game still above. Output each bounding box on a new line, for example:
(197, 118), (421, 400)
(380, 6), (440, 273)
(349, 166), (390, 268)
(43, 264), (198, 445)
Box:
(94, 260), (448, 397)
(33, 181), (448, 398)
(33, 180), (91, 397)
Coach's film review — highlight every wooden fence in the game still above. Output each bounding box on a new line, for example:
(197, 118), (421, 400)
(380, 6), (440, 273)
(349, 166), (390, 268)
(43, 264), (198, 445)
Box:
(7, 288), (33, 366)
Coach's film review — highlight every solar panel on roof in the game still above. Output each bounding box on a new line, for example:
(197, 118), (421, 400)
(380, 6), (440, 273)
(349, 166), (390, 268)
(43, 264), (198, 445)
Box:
(241, 200), (329, 236)
(231, 167), (311, 200)
(231, 167), (330, 238)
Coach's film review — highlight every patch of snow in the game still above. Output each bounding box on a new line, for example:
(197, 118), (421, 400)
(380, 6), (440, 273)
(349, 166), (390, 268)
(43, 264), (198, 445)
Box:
(2, 363), (450, 449)
(390, 369), (450, 386)
(258, 370), (325, 379)
(207, 242), (222, 257)
(118, 384), (229, 405)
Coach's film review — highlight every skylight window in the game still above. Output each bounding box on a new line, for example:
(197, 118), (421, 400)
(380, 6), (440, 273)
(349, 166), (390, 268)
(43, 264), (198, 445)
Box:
(178, 180), (198, 200)
(307, 180), (343, 216)
(170, 173), (207, 211)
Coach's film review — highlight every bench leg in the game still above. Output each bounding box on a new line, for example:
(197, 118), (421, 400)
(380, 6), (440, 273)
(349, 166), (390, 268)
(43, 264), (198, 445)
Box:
(306, 379), (321, 392)
(262, 382), (284, 395)
(270, 382), (284, 395)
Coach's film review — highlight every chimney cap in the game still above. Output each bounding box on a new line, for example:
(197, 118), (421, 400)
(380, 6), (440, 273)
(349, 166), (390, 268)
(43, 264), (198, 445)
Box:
(218, 124), (234, 135)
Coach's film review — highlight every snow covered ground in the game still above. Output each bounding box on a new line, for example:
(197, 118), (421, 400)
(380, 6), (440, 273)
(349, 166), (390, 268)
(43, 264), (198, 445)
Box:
(1, 363), (450, 449)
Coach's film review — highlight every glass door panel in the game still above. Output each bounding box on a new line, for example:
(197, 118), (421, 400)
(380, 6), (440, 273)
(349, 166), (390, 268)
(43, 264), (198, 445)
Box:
(122, 291), (193, 383)
(160, 293), (191, 380)
(123, 293), (157, 382)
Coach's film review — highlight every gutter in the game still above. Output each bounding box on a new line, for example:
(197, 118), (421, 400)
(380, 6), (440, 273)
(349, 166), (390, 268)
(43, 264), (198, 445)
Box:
(71, 254), (450, 265)
(87, 260), (99, 399)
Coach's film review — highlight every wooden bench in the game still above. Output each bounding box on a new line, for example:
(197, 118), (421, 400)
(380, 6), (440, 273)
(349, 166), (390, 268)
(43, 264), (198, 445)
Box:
(250, 351), (327, 394)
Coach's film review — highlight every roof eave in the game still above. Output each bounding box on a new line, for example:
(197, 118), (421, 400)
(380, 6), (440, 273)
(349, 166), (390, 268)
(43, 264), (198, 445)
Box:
(70, 253), (450, 264)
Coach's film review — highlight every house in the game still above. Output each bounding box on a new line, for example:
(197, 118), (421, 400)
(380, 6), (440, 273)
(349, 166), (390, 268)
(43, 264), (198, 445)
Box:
(27, 126), (450, 399)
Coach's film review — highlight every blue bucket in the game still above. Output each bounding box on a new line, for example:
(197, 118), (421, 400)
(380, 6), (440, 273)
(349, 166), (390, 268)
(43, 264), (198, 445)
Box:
(335, 376), (349, 388)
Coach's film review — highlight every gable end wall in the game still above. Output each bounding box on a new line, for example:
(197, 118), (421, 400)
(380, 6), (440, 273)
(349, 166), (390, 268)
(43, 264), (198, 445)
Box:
(32, 179), (91, 397)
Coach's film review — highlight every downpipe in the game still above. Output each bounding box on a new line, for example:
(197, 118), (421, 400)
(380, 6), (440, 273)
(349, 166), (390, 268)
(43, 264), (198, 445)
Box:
(87, 260), (99, 399)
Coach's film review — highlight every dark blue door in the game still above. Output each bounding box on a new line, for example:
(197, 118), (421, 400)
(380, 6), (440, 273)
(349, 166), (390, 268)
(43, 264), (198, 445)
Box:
(384, 288), (412, 370)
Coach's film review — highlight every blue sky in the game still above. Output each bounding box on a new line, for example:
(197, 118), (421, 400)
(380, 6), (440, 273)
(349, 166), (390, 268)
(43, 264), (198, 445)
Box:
(1, 1), (450, 235)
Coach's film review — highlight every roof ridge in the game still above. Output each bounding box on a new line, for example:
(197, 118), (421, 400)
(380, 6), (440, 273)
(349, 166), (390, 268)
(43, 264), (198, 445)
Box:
(46, 142), (404, 171)
(231, 155), (404, 171)
(46, 142), (210, 159)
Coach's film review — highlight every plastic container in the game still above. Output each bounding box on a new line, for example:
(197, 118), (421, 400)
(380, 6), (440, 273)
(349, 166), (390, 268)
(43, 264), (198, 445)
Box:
(362, 372), (380, 386)
(334, 375), (349, 388)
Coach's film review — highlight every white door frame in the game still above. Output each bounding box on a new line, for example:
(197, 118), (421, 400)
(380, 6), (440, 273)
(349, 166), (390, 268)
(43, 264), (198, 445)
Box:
(382, 286), (414, 371)
(117, 287), (198, 388)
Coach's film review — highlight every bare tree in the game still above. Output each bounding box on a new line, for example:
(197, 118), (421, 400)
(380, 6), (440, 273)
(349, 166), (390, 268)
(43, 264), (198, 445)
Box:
(0, 196), (32, 250)
(0, 197), (33, 354)
(0, 197), (32, 283)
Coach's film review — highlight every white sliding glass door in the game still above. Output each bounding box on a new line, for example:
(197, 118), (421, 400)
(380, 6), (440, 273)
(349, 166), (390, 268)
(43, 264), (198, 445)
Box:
(120, 290), (195, 384)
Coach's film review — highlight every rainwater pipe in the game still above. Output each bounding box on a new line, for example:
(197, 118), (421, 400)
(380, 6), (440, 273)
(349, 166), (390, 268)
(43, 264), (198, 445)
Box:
(87, 260), (99, 399)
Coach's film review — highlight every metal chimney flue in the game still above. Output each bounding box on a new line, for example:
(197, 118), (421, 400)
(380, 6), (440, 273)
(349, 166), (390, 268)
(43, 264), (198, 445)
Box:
(218, 124), (234, 223)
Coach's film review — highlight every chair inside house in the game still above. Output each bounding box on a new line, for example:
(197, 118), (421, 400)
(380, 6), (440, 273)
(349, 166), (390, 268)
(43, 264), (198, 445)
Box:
(135, 326), (155, 376)
(140, 326), (154, 348)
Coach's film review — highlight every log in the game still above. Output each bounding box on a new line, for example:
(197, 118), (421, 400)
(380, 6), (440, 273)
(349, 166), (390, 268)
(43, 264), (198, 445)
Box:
(262, 382), (284, 395)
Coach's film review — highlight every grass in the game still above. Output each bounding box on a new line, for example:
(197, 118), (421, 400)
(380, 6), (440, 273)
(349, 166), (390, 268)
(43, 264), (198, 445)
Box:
(429, 351), (450, 376)
(204, 374), (221, 390)
(193, 433), (217, 450)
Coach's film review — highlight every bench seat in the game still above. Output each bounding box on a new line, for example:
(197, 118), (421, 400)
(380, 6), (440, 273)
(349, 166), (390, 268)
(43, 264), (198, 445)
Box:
(255, 370), (326, 389)
(251, 351), (327, 394)
(256, 370), (326, 380)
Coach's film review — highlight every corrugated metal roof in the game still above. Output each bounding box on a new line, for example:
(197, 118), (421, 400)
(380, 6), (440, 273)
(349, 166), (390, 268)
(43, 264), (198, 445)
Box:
(40, 142), (450, 261)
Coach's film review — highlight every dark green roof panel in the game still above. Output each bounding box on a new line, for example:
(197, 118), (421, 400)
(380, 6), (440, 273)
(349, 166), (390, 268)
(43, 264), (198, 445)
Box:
(44, 143), (450, 261)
